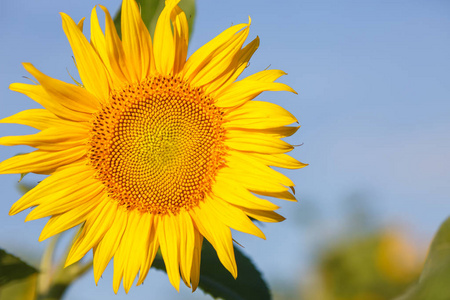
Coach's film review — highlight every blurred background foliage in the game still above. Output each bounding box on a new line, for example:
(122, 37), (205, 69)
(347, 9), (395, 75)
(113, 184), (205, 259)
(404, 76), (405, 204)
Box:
(270, 194), (427, 300)
(307, 230), (421, 300)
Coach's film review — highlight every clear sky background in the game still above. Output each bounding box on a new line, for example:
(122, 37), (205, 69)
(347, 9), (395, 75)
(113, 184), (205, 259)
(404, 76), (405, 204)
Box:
(1, 0), (450, 299)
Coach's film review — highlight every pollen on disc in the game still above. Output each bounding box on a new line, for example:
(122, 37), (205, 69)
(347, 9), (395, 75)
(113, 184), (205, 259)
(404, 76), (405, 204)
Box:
(88, 76), (227, 214)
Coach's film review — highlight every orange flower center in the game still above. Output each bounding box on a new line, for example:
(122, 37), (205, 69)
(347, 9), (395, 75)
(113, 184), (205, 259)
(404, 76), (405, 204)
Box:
(88, 76), (226, 214)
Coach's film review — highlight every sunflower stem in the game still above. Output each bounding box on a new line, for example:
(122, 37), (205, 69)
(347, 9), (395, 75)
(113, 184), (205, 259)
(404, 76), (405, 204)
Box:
(36, 234), (93, 300)
(36, 260), (93, 300)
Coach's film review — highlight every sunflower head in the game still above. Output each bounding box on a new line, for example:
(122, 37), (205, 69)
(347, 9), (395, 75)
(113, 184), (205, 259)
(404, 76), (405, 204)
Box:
(0, 0), (306, 293)
(88, 75), (227, 215)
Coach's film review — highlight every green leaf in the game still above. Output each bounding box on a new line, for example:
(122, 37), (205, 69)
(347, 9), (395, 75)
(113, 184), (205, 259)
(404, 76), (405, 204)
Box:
(0, 249), (38, 287)
(113, 0), (196, 39)
(152, 240), (271, 300)
(396, 216), (450, 300)
(19, 172), (28, 182)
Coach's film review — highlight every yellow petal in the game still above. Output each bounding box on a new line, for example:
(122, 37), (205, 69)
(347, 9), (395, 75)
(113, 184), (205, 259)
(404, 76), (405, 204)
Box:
(204, 197), (265, 239)
(157, 213), (181, 291)
(190, 229), (203, 291)
(189, 205), (237, 278)
(244, 69), (291, 83)
(0, 126), (88, 151)
(90, 7), (107, 62)
(171, 5), (189, 74)
(225, 130), (294, 154)
(121, 0), (154, 81)
(217, 168), (289, 194)
(61, 12), (110, 102)
(121, 210), (150, 293)
(214, 80), (296, 108)
(39, 198), (99, 241)
(227, 126), (300, 139)
(25, 180), (103, 222)
(189, 19), (250, 88)
(241, 208), (286, 223)
(178, 211), (195, 287)
(9, 162), (94, 215)
(65, 196), (115, 267)
(255, 126), (300, 138)
(93, 206), (128, 285)
(0, 146), (85, 175)
(249, 153), (308, 170)
(113, 210), (142, 293)
(98, 5), (131, 82)
(213, 174), (279, 211)
(77, 18), (85, 32)
(183, 22), (248, 81)
(136, 215), (159, 286)
(153, 0), (179, 75)
(253, 190), (297, 202)
(0, 109), (77, 130)
(205, 36), (259, 95)
(90, 6), (124, 87)
(226, 150), (294, 187)
(225, 100), (297, 129)
(10, 83), (90, 122)
(125, 212), (152, 292)
(22, 63), (101, 113)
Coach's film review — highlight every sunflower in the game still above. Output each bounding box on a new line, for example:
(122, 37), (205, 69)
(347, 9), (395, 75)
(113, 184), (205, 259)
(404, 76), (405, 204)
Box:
(0, 0), (305, 293)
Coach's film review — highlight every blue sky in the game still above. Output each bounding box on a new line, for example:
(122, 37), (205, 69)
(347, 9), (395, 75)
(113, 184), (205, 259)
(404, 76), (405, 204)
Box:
(1, 0), (450, 299)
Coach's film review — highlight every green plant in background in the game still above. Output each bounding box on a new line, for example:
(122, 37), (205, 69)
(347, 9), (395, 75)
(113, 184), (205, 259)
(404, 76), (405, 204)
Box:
(397, 217), (450, 300)
(317, 230), (422, 300)
(113, 0), (196, 39)
(0, 250), (38, 288)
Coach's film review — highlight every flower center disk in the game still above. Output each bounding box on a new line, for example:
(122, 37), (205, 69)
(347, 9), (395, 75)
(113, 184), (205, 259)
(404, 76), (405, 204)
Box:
(88, 76), (226, 214)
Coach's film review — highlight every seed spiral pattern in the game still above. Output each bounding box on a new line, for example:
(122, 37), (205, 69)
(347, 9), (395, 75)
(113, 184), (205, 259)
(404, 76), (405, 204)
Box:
(88, 76), (227, 214)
